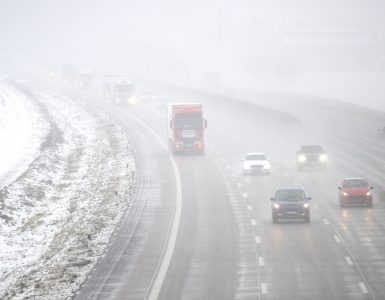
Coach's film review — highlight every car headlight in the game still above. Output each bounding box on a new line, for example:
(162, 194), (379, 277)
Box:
(274, 203), (280, 209)
(366, 192), (372, 196)
(303, 203), (309, 208)
(342, 192), (348, 196)
(298, 154), (307, 162)
(128, 96), (137, 105)
(264, 162), (271, 169)
(319, 154), (328, 162)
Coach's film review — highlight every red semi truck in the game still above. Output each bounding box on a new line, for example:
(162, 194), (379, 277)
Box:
(167, 103), (207, 154)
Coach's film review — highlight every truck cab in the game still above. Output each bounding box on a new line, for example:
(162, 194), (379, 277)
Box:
(167, 103), (207, 154)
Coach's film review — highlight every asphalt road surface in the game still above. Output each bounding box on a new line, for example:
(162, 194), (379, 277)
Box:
(75, 84), (385, 300)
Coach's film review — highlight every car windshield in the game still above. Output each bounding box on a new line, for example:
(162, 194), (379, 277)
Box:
(276, 189), (306, 202)
(301, 146), (323, 153)
(175, 112), (202, 129)
(246, 154), (266, 160)
(343, 179), (368, 188)
(115, 84), (133, 93)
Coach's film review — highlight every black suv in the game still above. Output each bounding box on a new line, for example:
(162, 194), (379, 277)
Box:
(271, 187), (311, 223)
(296, 145), (327, 169)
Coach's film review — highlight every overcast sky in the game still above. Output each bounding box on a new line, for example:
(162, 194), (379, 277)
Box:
(1, 0), (384, 78)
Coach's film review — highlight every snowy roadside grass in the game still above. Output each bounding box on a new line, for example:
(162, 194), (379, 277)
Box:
(0, 88), (136, 299)
(0, 83), (49, 188)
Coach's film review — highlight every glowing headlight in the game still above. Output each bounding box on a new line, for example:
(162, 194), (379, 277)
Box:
(274, 203), (280, 209)
(264, 162), (271, 169)
(298, 154), (307, 162)
(319, 154), (328, 162)
(128, 96), (137, 105)
(342, 192), (348, 196)
(303, 203), (309, 208)
(366, 192), (372, 196)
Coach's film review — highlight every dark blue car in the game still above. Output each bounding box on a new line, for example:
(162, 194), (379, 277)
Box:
(271, 186), (311, 223)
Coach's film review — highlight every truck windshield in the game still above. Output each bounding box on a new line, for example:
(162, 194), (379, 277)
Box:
(175, 113), (202, 129)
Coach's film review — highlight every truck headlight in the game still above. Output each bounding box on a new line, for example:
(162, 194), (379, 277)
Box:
(366, 191), (372, 196)
(264, 162), (271, 169)
(298, 154), (307, 162)
(342, 192), (348, 196)
(274, 203), (280, 209)
(319, 154), (328, 162)
(303, 203), (309, 208)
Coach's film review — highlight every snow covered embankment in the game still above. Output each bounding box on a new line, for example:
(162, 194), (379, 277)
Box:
(0, 84), (136, 299)
(0, 84), (48, 188)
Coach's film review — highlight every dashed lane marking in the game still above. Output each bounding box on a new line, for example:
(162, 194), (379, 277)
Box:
(255, 236), (261, 244)
(323, 218), (330, 225)
(258, 257), (264, 266)
(247, 205), (253, 211)
(251, 219), (257, 226)
(242, 193), (248, 199)
(359, 282), (369, 294)
(333, 235), (341, 243)
(345, 256), (354, 266)
(237, 182), (242, 187)
(261, 283), (268, 294)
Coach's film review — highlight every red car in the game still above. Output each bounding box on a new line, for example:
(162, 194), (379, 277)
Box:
(338, 178), (373, 207)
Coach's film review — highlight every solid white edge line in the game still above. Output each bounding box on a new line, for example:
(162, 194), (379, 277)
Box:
(247, 205), (253, 211)
(345, 256), (354, 266)
(251, 219), (257, 226)
(323, 218), (330, 225)
(127, 113), (182, 300)
(359, 282), (369, 294)
(255, 236), (261, 244)
(242, 192), (248, 199)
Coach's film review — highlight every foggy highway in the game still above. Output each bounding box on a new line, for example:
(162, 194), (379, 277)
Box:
(71, 83), (385, 300)
(2, 1), (385, 299)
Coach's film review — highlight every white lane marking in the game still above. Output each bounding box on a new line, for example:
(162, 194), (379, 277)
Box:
(232, 173), (237, 178)
(255, 236), (261, 244)
(215, 151), (220, 155)
(323, 218), (330, 225)
(261, 283), (268, 294)
(127, 113), (183, 300)
(336, 137), (385, 165)
(221, 158), (225, 162)
(251, 219), (257, 226)
(237, 182), (242, 187)
(333, 235), (341, 243)
(313, 204), (319, 210)
(226, 165), (231, 169)
(345, 256), (354, 266)
(247, 205), (253, 211)
(258, 257), (264, 266)
(359, 282), (369, 294)
(242, 192), (248, 199)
